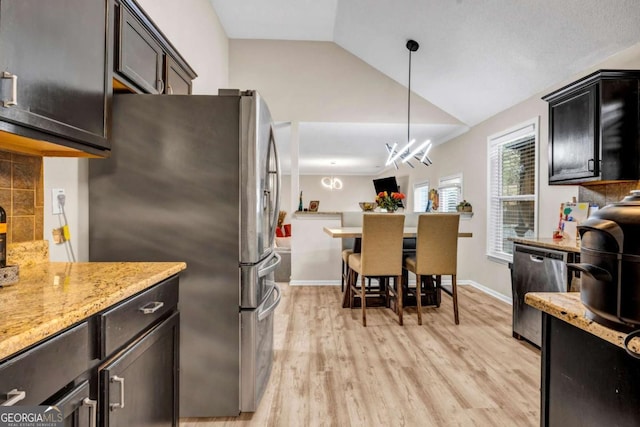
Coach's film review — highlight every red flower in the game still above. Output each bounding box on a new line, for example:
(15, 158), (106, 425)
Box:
(375, 191), (406, 211)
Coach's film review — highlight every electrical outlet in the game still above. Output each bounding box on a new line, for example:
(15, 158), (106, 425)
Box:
(51, 188), (66, 215)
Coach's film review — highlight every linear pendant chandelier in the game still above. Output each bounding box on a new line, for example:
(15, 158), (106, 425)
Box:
(385, 39), (432, 169)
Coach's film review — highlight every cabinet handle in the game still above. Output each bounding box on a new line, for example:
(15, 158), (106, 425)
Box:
(1, 389), (26, 406)
(139, 301), (164, 314)
(157, 79), (165, 93)
(82, 397), (97, 427)
(110, 375), (125, 410)
(1, 72), (17, 107)
(167, 84), (173, 95)
(587, 158), (595, 172)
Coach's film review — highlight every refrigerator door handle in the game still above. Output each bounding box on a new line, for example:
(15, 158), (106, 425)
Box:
(268, 126), (281, 240)
(258, 252), (281, 279)
(258, 282), (282, 321)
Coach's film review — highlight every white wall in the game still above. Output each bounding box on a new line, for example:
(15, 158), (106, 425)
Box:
(297, 174), (380, 212)
(43, 159), (89, 261)
(229, 40), (461, 125)
(44, 0), (229, 261)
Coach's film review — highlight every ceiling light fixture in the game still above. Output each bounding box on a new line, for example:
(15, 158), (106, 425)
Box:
(321, 176), (343, 190)
(385, 39), (432, 169)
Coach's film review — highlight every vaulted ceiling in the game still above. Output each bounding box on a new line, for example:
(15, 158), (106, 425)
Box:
(210, 0), (640, 174)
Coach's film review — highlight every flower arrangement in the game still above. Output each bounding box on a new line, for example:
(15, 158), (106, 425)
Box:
(376, 191), (406, 212)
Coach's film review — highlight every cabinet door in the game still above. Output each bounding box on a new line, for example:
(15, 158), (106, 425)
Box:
(548, 85), (599, 183)
(0, 0), (108, 149)
(116, 4), (164, 94)
(46, 380), (97, 427)
(101, 313), (179, 427)
(164, 56), (192, 95)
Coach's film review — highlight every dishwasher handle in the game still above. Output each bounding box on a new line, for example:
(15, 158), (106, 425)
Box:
(529, 255), (544, 263)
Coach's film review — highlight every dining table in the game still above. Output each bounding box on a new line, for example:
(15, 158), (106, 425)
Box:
(323, 226), (472, 308)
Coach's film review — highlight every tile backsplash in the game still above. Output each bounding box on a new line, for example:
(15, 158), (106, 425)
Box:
(578, 181), (640, 208)
(0, 151), (44, 243)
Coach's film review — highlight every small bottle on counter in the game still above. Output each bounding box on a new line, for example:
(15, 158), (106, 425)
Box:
(0, 205), (6, 267)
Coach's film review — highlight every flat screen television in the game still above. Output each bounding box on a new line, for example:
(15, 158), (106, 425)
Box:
(373, 176), (403, 208)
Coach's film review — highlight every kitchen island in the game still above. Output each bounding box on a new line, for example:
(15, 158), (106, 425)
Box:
(526, 292), (640, 427)
(0, 240), (186, 425)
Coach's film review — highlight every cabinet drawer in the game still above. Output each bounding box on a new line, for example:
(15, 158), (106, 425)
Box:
(0, 322), (89, 406)
(99, 276), (178, 357)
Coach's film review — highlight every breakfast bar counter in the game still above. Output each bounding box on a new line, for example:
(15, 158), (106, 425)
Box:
(0, 253), (186, 361)
(526, 292), (640, 426)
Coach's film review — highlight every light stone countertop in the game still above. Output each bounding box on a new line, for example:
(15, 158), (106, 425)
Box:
(525, 292), (640, 353)
(0, 260), (186, 361)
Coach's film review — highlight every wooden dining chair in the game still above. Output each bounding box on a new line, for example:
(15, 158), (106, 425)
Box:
(404, 213), (460, 325)
(340, 212), (363, 292)
(347, 213), (405, 326)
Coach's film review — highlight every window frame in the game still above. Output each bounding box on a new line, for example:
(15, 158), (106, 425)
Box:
(412, 179), (430, 212)
(486, 117), (539, 263)
(437, 173), (463, 213)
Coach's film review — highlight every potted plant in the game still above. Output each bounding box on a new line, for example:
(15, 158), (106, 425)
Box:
(456, 200), (472, 213)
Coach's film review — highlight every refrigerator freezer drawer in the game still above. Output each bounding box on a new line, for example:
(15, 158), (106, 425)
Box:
(240, 282), (281, 412)
(241, 251), (281, 309)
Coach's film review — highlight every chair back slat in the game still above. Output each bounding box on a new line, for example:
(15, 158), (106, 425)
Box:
(415, 214), (460, 275)
(361, 214), (405, 276)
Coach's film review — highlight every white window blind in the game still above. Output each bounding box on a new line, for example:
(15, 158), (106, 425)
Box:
(413, 180), (430, 212)
(437, 174), (462, 213)
(487, 118), (538, 262)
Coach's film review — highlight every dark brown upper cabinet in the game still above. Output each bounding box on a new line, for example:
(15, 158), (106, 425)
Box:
(116, 4), (164, 94)
(0, 0), (110, 157)
(543, 70), (640, 185)
(114, 0), (196, 95)
(165, 56), (193, 95)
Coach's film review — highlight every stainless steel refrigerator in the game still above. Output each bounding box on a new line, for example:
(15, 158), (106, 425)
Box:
(88, 90), (282, 417)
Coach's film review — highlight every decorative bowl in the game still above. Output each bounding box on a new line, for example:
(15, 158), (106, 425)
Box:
(359, 202), (377, 212)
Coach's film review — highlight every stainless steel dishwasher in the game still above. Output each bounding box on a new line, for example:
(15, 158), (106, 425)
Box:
(510, 243), (569, 347)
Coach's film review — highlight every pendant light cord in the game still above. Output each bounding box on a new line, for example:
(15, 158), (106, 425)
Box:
(407, 48), (412, 143)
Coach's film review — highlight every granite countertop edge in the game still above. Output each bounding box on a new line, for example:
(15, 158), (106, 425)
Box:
(510, 237), (581, 253)
(525, 292), (639, 353)
(0, 261), (186, 361)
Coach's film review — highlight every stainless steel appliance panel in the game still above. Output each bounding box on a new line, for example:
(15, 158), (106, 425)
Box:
(511, 244), (569, 347)
(241, 251), (281, 309)
(89, 95), (243, 416)
(239, 92), (280, 264)
(240, 282), (281, 412)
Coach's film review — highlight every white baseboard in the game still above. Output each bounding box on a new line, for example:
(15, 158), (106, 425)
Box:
(463, 279), (512, 305)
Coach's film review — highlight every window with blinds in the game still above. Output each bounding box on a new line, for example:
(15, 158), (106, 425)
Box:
(487, 118), (539, 262)
(413, 180), (430, 212)
(437, 174), (462, 213)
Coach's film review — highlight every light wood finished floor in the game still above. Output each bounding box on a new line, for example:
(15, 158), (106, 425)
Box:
(180, 284), (540, 427)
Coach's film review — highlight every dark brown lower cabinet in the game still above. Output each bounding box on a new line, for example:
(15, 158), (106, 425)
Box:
(100, 312), (179, 427)
(541, 314), (640, 426)
(45, 380), (96, 427)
